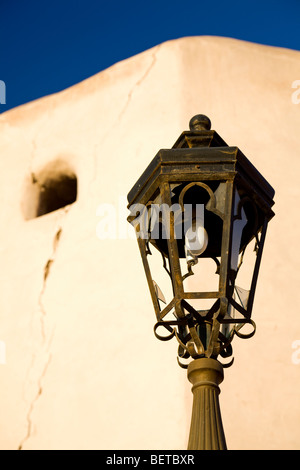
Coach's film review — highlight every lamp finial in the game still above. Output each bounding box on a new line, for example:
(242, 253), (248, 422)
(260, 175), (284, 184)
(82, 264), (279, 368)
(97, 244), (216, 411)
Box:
(189, 114), (211, 131)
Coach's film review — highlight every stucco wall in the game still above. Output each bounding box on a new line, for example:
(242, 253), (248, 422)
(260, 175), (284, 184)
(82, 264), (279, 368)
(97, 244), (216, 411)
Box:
(0, 36), (299, 450)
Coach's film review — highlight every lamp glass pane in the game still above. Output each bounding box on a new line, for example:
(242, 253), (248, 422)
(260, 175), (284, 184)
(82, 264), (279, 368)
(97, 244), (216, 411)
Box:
(231, 189), (248, 272)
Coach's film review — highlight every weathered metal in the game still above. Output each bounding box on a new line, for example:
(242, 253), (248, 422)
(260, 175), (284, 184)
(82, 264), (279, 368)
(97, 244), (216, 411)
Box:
(127, 114), (275, 368)
(187, 358), (226, 450)
(127, 114), (275, 449)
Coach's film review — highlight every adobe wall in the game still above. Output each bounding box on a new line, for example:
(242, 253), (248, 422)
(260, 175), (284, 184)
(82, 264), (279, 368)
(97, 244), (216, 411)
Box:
(0, 36), (299, 450)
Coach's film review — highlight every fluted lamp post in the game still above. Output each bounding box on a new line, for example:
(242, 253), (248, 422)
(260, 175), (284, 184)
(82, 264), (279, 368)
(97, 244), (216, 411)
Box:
(127, 115), (275, 450)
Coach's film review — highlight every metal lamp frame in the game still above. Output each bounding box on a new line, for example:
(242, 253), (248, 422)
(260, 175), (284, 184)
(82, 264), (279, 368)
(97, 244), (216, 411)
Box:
(128, 115), (274, 369)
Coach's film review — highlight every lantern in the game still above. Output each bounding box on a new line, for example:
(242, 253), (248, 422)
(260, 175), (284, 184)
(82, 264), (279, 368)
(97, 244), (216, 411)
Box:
(127, 115), (275, 449)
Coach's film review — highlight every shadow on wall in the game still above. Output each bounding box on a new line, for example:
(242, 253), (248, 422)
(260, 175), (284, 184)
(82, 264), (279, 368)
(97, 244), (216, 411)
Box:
(22, 159), (77, 220)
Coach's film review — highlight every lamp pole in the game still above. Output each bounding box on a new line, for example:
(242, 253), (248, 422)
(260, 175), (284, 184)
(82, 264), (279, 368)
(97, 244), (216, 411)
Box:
(187, 358), (226, 450)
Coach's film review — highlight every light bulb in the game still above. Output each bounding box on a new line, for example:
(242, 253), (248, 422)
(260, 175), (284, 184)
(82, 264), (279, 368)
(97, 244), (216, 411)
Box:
(185, 222), (208, 260)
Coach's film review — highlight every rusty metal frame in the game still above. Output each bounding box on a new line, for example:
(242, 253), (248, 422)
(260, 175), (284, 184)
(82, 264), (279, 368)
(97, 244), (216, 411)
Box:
(127, 115), (275, 369)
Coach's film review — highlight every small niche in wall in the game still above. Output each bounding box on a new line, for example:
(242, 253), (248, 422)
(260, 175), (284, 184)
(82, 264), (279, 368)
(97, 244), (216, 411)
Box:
(23, 159), (77, 220)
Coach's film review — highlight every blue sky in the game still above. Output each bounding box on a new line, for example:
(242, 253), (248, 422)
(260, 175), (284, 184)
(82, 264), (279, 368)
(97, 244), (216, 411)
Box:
(1, 0), (300, 113)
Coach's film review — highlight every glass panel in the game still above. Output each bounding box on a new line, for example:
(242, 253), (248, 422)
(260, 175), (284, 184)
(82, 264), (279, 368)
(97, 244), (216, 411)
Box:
(169, 181), (224, 297)
(206, 181), (227, 218)
(234, 285), (249, 310)
(232, 236), (258, 299)
(222, 185), (262, 331)
(221, 285), (250, 339)
(231, 189), (248, 271)
(137, 187), (175, 314)
(170, 181), (224, 258)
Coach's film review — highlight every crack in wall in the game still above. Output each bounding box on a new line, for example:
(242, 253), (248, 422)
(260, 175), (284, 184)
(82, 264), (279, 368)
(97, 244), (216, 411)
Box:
(117, 45), (160, 124)
(18, 207), (70, 450)
(38, 226), (62, 341)
(18, 354), (52, 450)
(89, 45), (160, 189)
(86, 46), (162, 196)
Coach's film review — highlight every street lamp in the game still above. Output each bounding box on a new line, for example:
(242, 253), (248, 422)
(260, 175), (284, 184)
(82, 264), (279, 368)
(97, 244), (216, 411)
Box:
(127, 115), (275, 450)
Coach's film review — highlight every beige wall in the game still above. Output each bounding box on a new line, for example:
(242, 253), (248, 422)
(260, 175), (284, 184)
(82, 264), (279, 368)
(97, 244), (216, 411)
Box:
(0, 36), (299, 450)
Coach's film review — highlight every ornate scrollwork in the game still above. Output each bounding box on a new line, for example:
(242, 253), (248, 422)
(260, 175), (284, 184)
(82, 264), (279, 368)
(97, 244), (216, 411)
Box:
(153, 297), (257, 369)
